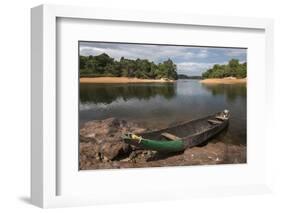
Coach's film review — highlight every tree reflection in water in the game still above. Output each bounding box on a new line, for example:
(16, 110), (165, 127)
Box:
(80, 83), (176, 104)
(201, 83), (246, 102)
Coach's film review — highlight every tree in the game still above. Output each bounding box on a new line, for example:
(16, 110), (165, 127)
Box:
(228, 59), (239, 76)
(201, 59), (247, 79)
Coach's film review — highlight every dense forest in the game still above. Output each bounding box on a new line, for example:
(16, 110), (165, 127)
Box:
(80, 53), (178, 80)
(202, 59), (247, 79)
(177, 74), (202, 79)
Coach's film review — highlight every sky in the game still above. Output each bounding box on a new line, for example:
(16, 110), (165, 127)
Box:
(79, 42), (247, 76)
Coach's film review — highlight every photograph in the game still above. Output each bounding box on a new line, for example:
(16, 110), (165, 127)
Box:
(79, 41), (247, 170)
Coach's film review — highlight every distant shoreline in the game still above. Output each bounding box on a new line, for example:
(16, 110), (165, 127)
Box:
(200, 77), (247, 84)
(80, 77), (175, 84)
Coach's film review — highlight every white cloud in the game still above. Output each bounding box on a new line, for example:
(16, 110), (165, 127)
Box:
(196, 49), (209, 58)
(224, 49), (246, 57)
(80, 43), (202, 63)
(177, 61), (228, 76)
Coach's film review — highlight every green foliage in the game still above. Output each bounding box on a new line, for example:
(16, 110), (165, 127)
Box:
(80, 53), (178, 80)
(202, 59), (247, 79)
(178, 74), (202, 79)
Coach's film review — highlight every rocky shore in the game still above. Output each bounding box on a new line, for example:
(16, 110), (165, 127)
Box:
(79, 118), (246, 170)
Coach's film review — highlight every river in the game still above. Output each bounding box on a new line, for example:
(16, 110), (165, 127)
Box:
(80, 80), (246, 146)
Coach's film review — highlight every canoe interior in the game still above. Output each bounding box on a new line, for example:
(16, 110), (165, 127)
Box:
(139, 112), (227, 141)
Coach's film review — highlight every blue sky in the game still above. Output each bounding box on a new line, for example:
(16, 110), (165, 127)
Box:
(79, 42), (247, 76)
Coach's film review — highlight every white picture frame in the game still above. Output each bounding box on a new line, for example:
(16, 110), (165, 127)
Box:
(31, 4), (274, 208)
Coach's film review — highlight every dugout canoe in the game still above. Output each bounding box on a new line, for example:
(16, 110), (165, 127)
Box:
(122, 110), (230, 153)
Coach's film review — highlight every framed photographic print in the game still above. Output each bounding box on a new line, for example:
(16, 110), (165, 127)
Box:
(31, 4), (274, 208)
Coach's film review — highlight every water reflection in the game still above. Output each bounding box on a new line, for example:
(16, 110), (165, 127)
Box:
(80, 83), (176, 104)
(201, 83), (246, 102)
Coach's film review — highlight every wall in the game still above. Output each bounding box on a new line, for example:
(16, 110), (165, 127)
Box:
(0, 0), (280, 212)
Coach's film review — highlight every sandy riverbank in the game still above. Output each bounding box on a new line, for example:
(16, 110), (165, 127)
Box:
(200, 77), (247, 84)
(80, 77), (175, 84)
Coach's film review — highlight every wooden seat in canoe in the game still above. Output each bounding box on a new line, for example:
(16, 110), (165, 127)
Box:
(215, 116), (228, 121)
(208, 119), (222, 124)
(161, 132), (181, 141)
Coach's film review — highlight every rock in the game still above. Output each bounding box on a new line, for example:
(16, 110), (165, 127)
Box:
(101, 142), (123, 160)
(103, 156), (109, 162)
(79, 118), (143, 166)
(80, 134), (96, 143)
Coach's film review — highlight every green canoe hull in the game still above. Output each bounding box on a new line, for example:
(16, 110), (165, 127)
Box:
(122, 136), (185, 153)
(140, 139), (185, 152)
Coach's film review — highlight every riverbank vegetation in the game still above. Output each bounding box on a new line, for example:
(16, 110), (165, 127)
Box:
(80, 53), (178, 80)
(202, 59), (247, 79)
(177, 74), (202, 79)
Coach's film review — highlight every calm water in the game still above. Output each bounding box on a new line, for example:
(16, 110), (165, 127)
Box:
(80, 80), (246, 146)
